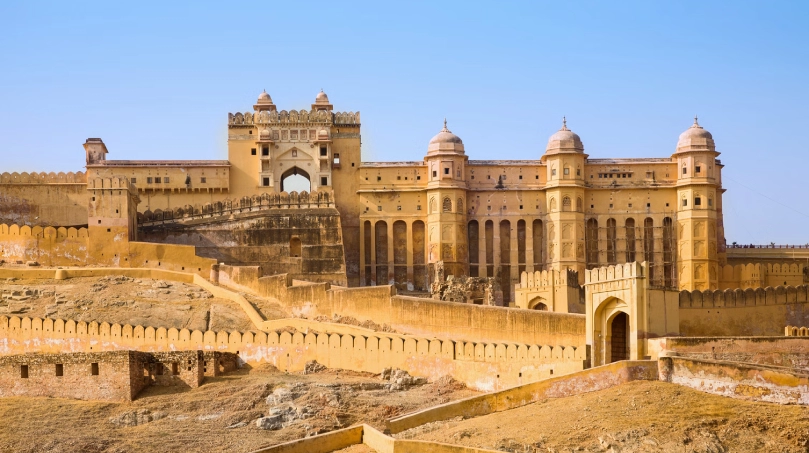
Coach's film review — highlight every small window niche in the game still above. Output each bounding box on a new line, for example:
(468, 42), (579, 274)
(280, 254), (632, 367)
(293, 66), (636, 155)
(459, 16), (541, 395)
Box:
(20, 365), (28, 379)
(91, 363), (99, 376)
(55, 364), (63, 377)
(321, 176), (328, 186)
(320, 146), (328, 157)
(262, 146), (270, 156)
(172, 363), (179, 376)
(290, 237), (302, 257)
(694, 197), (702, 206)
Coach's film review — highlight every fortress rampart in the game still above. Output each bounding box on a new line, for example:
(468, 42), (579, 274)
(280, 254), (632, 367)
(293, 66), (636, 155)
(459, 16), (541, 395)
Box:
(214, 264), (586, 347)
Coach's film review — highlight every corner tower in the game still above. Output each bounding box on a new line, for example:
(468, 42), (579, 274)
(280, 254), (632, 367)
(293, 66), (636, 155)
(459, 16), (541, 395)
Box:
(543, 119), (587, 282)
(673, 117), (722, 290)
(425, 120), (469, 280)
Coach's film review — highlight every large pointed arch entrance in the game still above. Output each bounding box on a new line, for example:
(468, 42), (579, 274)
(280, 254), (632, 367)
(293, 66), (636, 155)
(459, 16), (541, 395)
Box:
(280, 166), (311, 193)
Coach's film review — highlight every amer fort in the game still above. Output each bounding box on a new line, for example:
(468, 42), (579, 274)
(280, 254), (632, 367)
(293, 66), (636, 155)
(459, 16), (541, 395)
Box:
(1, 89), (809, 452)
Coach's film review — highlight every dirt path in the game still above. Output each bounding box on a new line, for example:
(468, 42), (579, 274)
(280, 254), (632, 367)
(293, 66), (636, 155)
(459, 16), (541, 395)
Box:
(397, 380), (809, 452)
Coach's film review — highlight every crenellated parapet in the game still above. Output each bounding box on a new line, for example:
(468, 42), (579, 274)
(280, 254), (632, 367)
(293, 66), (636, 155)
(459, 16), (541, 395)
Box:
(518, 268), (579, 289)
(584, 262), (644, 285)
(137, 190), (335, 225)
(0, 223), (88, 238)
(227, 109), (360, 126)
(679, 284), (809, 308)
(0, 171), (86, 185)
(719, 262), (806, 289)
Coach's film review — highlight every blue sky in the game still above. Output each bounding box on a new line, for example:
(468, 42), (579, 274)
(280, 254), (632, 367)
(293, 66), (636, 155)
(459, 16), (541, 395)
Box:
(0, 1), (807, 244)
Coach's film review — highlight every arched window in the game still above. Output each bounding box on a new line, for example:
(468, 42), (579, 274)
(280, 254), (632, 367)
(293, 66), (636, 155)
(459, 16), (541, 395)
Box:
(549, 198), (557, 211)
(576, 197), (583, 212)
(562, 197), (571, 212)
(290, 236), (301, 257)
(457, 198), (464, 213)
(442, 197), (452, 212)
(429, 198), (437, 213)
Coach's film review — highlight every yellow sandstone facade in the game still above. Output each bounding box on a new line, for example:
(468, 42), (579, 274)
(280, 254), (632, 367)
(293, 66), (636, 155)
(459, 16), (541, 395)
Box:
(1, 90), (807, 303)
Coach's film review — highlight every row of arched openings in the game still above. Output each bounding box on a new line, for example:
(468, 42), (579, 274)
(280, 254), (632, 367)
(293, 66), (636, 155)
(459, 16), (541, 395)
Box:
(585, 217), (675, 287)
(429, 197), (465, 213)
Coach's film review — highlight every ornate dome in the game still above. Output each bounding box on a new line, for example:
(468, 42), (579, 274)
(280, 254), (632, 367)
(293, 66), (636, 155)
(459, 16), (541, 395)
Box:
(257, 90), (273, 104)
(676, 116), (714, 150)
(677, 116), (713, 143)
(545, 118), (584, 153)
(427, 119), (465, 155)
(429, 119), (463, 145)
(315, 90), (330, 104)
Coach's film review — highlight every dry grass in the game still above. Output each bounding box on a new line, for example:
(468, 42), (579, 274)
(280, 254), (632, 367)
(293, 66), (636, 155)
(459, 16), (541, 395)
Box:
(0, 366), (476, 453)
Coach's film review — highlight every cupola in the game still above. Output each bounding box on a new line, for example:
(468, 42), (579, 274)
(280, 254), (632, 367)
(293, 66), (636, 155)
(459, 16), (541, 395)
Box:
(427, 119), (465, 155)
(675, 116), (715, 153)
(312, 89), (333, 111)
(254, 90), (276, 111)
(545, 117), (584, 155)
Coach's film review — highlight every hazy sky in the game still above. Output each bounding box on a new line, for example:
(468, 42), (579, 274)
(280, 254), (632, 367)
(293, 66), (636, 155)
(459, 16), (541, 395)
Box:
(1, 1), (807, 244)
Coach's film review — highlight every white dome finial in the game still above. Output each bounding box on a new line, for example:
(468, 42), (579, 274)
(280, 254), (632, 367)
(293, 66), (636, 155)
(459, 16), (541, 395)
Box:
(561, 116), (568, 131)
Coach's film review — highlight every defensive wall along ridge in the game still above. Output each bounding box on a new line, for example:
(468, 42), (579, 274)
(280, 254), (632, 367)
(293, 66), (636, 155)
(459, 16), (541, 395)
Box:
(0, 222), (217, 274)
(213, 264), (587, 347)
(0, 171), (87, 184)
(0, 268), (586, 391)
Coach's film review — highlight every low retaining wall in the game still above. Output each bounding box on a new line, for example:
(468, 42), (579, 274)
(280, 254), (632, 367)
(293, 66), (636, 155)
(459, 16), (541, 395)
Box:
(248, 424), (501, 453)
(387, 360), (658, 434)
(650, 336), (809, 372)
(659, 356), (809, 405)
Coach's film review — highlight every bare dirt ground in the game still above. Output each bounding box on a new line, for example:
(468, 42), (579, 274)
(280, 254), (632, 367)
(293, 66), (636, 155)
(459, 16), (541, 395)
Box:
(0, 365), (476, 453)
(0, 276), (290, 332)
(397, 380), (809, 452)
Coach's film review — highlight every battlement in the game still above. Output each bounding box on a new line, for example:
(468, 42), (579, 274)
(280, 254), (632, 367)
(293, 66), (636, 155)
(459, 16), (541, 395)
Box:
(0, 224), (88, 238)
(679, 284), (809, 308)
(137, 190), (334, 225)
(0, 171), (86, 185)
(228, 109), (360, 126)
(584, 262), (645, 285)
(517, 269), (579, 289)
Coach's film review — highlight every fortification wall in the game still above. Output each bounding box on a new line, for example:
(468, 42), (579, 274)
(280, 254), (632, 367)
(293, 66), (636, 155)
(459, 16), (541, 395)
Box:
(215, 265), (586, 347)
(719, 262), (806, 289)
(659, 356), (809, 405)
(677, 284), (809, 336)
(0, 172), (88, 226)
(0, 223), (216, 276)
(139, 202), (346, 285)
(0, 224), (89, 266)
(0, 314), (584, 392)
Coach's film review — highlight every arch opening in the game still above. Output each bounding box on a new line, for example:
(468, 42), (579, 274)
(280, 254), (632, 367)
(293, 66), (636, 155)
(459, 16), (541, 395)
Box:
(290, 236), (301, 257)
(280, 166), (311, 193)
(609, 312), (629, 362)
(529, 297), (548, 311)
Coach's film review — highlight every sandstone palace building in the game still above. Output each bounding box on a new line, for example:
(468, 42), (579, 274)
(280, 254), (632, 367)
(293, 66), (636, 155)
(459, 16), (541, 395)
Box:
(1, 90), (806, 307)
(2, 88), (809, 394)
